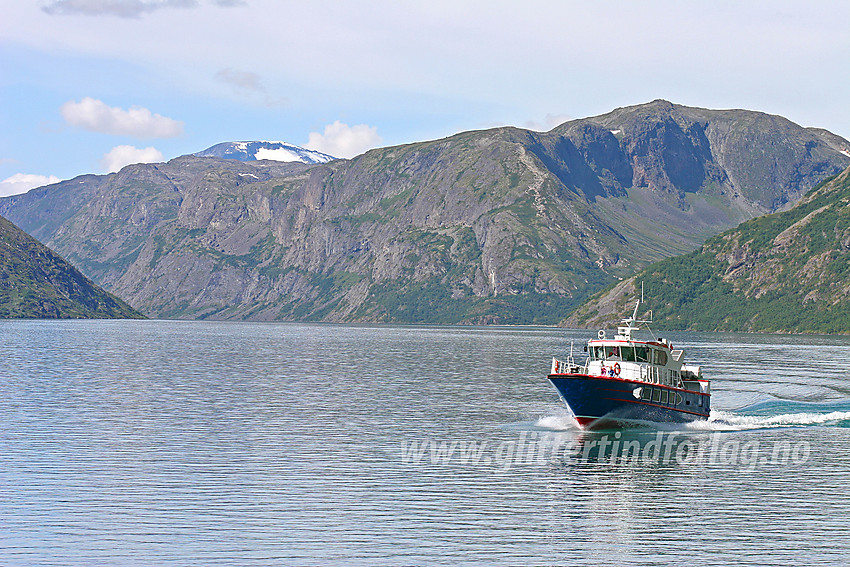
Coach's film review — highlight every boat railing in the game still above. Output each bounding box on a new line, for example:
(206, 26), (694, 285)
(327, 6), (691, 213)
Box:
(551, 358), (686, 389)
(551, 357), (585, 375)
(640, 365), (663, 384)
(639, 364), (685, 389)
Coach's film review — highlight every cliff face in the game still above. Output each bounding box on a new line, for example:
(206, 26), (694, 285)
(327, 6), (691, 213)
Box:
(586, 100), (848, 208)
(564, 166), (850, 334)
(2, 101), (849, 323)
(0, 215), (143, 319)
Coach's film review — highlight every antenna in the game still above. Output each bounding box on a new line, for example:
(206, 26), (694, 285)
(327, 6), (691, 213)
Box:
(617, 281), (654, 340)
(641, 282), (657, 341)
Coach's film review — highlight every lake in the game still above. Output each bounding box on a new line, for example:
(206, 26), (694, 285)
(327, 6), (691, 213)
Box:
(1, 320), (849, 565)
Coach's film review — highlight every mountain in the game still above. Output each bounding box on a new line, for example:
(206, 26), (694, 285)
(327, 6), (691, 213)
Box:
(0, 215), (143, 319)
(1, 100), (848, 324)
(194, 141), (336, 164)
(564, 166), (850, 333)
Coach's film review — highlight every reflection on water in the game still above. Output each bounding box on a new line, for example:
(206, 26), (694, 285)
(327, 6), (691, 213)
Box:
(1, 320), (849, 566)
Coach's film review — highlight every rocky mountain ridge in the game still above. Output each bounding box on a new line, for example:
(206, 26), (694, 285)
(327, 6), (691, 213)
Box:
(1, 100), (848, 323)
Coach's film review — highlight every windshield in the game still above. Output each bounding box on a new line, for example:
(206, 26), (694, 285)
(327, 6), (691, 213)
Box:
(590, 344), (666, 365)
(590, 345), (633, 361)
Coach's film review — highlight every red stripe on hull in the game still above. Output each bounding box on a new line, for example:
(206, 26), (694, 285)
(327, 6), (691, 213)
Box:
(548, 373), (710, 397)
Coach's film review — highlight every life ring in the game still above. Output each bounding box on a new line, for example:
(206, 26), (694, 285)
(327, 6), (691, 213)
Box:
(613, 363), (621, 376)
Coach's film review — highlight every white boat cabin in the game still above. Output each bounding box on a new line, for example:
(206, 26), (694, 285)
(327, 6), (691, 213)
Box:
(551, 310), (709, 396)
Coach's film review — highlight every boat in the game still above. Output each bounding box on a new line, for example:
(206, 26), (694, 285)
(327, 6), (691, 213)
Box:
(548, 299), (710, 427)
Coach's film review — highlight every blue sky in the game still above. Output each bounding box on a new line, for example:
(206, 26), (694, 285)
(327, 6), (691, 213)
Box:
(2, 0), (849, 196)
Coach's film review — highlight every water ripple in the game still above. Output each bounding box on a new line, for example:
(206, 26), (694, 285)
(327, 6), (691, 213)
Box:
(1, 320), (849, 565)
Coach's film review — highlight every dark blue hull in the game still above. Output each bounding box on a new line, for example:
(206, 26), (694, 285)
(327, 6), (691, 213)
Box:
(548, 373), (710, 427)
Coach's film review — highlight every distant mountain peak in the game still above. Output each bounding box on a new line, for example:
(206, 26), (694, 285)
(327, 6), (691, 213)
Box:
(194, 141), (336, 164)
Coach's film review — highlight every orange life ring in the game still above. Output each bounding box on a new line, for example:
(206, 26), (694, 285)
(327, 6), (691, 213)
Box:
(613, 363), (621, 376)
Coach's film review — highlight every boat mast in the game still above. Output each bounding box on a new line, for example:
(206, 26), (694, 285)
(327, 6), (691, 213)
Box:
(617, 282), (652, 341)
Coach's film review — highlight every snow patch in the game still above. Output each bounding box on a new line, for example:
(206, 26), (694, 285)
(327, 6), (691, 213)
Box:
(255, 147), (303, 162)
(194, 141), (337, 164)
(610, 129), (621, 135)
(840, 149), (850, 158)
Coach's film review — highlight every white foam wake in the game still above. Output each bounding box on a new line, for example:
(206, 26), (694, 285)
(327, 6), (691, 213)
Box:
(530, 408), (850, 432)
(699, 409), (850, 431)
(533, 413), (582, 431)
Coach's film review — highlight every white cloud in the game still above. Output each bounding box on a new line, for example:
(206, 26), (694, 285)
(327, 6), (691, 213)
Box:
(215, 68), (262, 91)
(0, 174), (62, 197)
(61, 97), (184, 138)
(214, 68), (287, 107)
(524, 114), (574, 132)
(100, 145), (163, 173)
(41, 0), (243, 18)
(7, 0), (848, 172)
(305, 121), (382, 159)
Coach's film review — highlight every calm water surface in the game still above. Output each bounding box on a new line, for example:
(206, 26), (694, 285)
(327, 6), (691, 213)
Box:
(1, 320), (849, 566)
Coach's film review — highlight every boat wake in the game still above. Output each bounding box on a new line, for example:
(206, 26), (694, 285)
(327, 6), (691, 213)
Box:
(532, 413), (582, 431)
(694, 402), (850, 431)
(528, 400), (850, 432)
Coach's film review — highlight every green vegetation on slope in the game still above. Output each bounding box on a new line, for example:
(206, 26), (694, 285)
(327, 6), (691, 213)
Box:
(0, 216), (144, 319)
(566, 169), (850, 333)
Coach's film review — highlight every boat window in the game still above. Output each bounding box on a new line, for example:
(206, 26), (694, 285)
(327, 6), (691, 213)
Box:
(590, 346), (606, 360)
(641, 387), (652, 401)
(606, 346), (621, 360)
(620, 347), (636, 362)
(660, 390), (668, 404)
(635, 346), (650, 363)
(652, 349), (668, 366)
(652, 389), (661, 403)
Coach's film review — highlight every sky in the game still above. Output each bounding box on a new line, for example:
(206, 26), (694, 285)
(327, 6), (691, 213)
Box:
(1, 0), (849, 197)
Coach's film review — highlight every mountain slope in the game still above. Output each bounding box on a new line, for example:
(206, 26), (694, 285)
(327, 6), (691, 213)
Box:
(195, 141), (336, 164)
(1, 101), (848, 323)
(564, 166), (850, 333)
(0, 215), (143, 319)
